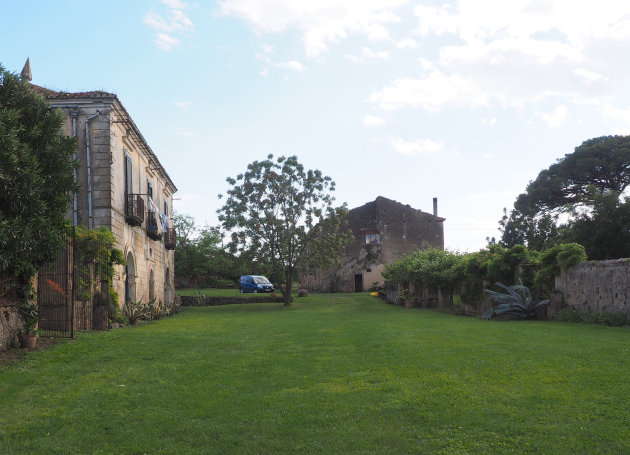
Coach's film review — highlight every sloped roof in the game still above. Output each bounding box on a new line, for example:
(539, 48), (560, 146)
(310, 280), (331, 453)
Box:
(30, 83), (177, 193)
(31, 84), (116, 99)
(352, 196), (445, 222)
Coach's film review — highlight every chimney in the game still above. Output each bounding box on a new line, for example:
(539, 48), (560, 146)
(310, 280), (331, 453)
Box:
(433, 197), (438, 217)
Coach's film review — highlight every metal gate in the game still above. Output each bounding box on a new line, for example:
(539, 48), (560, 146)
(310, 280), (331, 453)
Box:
(38, 226), (110, 337)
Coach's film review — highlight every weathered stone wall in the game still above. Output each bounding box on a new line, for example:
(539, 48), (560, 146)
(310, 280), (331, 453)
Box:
(302, 196), (444, 293)
(555, 259), (630, 317)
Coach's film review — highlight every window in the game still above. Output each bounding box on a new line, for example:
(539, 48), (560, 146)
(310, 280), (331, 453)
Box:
(124, 154), (133, 196)
(364, 231), (381, 245)
(147, 180), (153, 201)
(164, 200), (168, 217)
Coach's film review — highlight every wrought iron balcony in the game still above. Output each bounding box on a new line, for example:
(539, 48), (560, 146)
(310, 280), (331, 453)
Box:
(125, 194), (144, 226)
(164, 228), (176, 250)
(146, 211), (162, 240)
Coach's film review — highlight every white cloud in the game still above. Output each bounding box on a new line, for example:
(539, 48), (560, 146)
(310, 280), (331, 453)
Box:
(173, 101), (193, 108)
(602, 104), (630, 125)
(144, 0), (194, 51)
(363, 114), (385, 127)
(573, 68), (606, 85)
(275, 61), (305, 72)
(395, 38), (416, 49)
(537, 105), (568, 128)
(481, 117), (497, 127)
(370, 70), (484, 112)
(218, 0), (407, 57)
(391, 137), (443, 156)
(361, 47), (389, 60)
(155, 33), (181, 52)
(363, 1), (630, 118)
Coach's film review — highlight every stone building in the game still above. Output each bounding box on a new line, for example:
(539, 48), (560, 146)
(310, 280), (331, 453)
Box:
(32, 83), (177, 309)
(301, 196), (445, 292)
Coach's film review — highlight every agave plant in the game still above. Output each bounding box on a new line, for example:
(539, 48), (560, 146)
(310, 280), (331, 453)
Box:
(482, 281), (549, 320)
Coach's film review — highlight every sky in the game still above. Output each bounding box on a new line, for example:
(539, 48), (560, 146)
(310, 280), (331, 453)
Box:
(3, 0), (630, 251)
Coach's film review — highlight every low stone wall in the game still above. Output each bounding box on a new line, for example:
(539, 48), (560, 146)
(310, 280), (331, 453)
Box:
(555, 259), (630, 317)
(0, 303), (22, 351)
(180, 295), (285, 306)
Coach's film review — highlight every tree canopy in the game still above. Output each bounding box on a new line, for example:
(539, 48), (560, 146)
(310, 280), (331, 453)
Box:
(514, 135), (630, 216)
(217, 155), (352, 305)
(500, 135), (630, 259)
(0, 64), (77, 294)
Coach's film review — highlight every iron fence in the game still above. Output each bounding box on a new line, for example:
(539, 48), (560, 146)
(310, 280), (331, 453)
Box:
(38, 226), (111, 337)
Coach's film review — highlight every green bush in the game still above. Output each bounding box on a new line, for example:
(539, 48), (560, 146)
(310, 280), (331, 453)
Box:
(534, 243), (587, 295)
(123, 300), (149, 325)
(382, 249), (466, 289)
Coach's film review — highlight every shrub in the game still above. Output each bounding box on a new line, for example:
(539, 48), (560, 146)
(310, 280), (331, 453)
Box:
(123, 300), (149, 325)
(534, 243), (587, 295)
(482, 281), (549, 320)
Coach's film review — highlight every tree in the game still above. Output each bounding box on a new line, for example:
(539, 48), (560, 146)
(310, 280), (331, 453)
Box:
(500, 135), (630, 257)
(173, 213), (221, 285)
(0, 64), (77, 295)
(173, 212), (245, 287)
(218, 155), (352, 306)
(517, 135), (630, 215)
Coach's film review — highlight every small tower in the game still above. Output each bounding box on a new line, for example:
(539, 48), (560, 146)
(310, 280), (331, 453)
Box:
(21, 58), (32, 81)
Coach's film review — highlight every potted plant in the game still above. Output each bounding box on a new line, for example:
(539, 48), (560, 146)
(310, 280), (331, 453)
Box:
(397, 289), (415, 308)
(18, 299), (39, 349)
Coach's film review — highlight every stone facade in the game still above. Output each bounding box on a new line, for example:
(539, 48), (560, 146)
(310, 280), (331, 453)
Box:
(35, 86), (177, 309)
(554, 259), (630, 318)
(301, 196), (445, 292)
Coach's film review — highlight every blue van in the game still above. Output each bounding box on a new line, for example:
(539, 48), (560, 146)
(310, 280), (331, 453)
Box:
(239, 275), (274, 293)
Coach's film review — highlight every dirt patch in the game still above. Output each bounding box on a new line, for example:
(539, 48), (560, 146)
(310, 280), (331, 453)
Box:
(0, 336), (61, 367)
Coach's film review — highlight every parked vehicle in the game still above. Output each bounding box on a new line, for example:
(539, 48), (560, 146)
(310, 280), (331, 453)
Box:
(239, 275), (274, 293)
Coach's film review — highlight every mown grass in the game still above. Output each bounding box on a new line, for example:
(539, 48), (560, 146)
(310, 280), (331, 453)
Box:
(175, 288), (262, 297)
(1, 293), (628, 454)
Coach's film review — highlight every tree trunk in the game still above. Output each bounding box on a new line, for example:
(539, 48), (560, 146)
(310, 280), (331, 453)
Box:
(283, 271), (293, 306)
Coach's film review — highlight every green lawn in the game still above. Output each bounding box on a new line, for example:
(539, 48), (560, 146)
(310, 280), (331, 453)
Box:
(175, 287), (295, 298)
(1, 293), (628, 454)
(176, 288), (261, 297)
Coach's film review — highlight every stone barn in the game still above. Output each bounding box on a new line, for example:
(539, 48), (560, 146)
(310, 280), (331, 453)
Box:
(301, 196), (445, 292)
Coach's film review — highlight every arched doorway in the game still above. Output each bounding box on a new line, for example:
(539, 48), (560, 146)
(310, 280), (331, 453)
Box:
(125, 252), (136, 303)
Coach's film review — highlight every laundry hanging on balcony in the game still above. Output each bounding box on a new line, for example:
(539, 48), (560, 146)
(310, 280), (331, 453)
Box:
(159, 212), (170, 233)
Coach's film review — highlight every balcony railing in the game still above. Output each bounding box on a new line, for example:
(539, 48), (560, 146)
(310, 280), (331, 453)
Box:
(125, 194), (144, 226)
(164, 228), (176, 250)
(146, 211), (162, 240)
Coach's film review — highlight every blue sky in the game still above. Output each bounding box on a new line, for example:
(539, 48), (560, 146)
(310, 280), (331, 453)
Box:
(3, 0), (630, 251)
